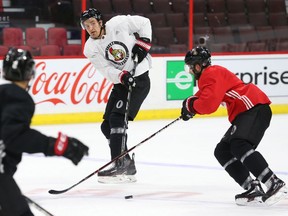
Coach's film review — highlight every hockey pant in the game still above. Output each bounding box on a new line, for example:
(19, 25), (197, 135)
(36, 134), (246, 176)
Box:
(214, 104), (273, 189)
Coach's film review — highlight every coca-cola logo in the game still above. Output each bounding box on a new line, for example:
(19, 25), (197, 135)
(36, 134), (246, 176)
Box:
(31, 61), (113, 105)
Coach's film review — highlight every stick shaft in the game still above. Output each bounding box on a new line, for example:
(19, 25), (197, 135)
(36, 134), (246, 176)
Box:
(121, 57), (138, 153)
(48, 117), (181, 195)
(25, 196), (54, 216)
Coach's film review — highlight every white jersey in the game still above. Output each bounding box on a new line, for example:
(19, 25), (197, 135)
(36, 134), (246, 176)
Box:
(83, 15), (152, 84)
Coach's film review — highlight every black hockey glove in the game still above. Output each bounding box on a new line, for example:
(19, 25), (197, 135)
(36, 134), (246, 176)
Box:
(181, 96), (198, 121)
(47, 132), (89, 165)
(119, 70), (136, 88)
(132, 37), (151, 63)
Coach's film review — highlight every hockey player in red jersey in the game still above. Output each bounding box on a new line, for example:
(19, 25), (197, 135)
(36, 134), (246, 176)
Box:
(180, 46), (287, 206)
(0, 48), (89, 216)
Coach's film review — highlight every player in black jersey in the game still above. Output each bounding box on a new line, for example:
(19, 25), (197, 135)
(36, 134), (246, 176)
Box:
(0, 48), (89, 216)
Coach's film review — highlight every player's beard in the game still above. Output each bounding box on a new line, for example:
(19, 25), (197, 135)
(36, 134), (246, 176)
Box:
(193, 69), (202, 80)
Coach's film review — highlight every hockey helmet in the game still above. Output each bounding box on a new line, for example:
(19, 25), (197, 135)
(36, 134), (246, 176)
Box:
(185, 46), (211, 68)
(184, 46), (211, 79)
(2, 47), (35, 82)
(80, 8), (102, 29)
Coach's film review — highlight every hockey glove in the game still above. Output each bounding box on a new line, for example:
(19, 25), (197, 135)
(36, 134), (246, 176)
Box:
(181, 96), (198, 121)
(48, 132), (89, 165)
(119, 70), (136, 88)
(132, 37), (151, 63)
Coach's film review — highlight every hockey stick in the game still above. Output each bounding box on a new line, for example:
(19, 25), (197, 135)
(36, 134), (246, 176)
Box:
(25, 196), (54, 216)
(121, 56), (138, 153)
(48, 117), (181, 195)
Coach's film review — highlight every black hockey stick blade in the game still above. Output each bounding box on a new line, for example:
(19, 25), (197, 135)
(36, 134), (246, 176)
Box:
(48, 169), (98, 194)
(25, 196), (54, 216)
(48, 117), (181, 195)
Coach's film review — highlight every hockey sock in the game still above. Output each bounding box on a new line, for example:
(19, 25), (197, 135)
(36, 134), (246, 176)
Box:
(214, 141), (250, 187)
(101, 120), (110, 139)
(110, 127), (125, 159)
(109, 113), (126, 159)
(230, 139), (273, 183)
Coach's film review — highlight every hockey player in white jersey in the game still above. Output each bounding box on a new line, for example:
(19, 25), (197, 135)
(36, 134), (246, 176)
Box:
(80, 8), (152, 183)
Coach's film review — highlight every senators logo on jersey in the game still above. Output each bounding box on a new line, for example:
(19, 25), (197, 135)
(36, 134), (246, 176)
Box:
(105, 41), (129, 66)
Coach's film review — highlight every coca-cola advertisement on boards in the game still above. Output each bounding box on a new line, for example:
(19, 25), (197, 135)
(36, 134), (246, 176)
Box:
(0, 58), (114, 114)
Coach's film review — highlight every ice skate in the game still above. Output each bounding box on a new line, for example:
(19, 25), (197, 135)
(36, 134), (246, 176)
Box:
(98, 154), (137, 184)
(262, 175), (288, 206)
(235, 180), (265, 206)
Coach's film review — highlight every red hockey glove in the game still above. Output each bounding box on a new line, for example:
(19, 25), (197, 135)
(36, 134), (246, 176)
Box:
(47, 132), (89, 165)
(181, 96), (198, 121)
(119, 70), (136, 88)
(132, 37), (151, 63)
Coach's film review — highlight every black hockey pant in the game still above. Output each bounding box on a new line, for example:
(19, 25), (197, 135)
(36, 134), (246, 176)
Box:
(214, 104), (273, 188)
(101, 72), (150, 159)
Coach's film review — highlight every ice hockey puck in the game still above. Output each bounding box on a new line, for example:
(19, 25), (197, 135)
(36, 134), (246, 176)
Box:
(124, 195), (133, 199)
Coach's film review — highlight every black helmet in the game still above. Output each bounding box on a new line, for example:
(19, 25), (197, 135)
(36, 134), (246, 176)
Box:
(185, 46), (211, 68)
(2, 47), (35, 81)
(184, 46), (211, 80)
(80, 8), (102, 29)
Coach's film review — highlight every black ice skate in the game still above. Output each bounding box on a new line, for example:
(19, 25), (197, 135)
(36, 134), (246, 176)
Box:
(235, 180), (265, 206)
(98, 154), (137, 184)
(262, 175), (288, 206)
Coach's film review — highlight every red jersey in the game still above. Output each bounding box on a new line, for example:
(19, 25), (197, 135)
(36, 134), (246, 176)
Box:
(193, 65), (271, 122)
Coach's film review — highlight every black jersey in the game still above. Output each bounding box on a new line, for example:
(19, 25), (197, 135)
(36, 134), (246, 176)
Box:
(0, 83), (50, 175)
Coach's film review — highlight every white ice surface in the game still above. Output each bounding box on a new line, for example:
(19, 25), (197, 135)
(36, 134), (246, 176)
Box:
(15, 114), (288, 216)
